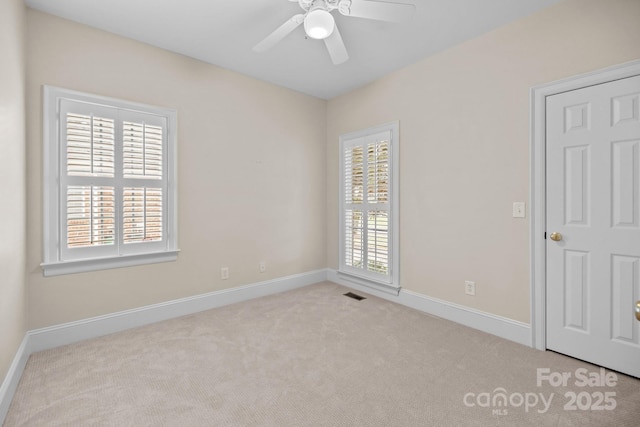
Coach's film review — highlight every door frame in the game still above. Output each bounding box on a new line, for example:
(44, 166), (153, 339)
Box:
(530, 59), (640, 351)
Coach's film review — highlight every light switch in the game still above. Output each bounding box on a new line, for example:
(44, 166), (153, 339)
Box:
(513, 202), (526, 218)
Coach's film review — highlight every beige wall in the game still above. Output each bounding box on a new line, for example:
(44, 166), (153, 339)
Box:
(326, 0), (640, 323)
(26, 10), (327, 329)
(19, 0), (640, 331)
(0, 0), (26, 384)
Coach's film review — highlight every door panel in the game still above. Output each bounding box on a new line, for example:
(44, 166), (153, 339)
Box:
(564, 145), (590, 225)
(611, 255), (639, 345)
(546, 74), (640, 378)
(612, 140), (639, 228)
(563, 250), (589, 331)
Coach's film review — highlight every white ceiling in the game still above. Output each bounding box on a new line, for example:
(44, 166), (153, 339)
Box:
(25, 0), (561, 99)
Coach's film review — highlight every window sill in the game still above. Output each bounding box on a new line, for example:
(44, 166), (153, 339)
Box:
(41, 250), (180, 277)
(337, 270), (400, 296)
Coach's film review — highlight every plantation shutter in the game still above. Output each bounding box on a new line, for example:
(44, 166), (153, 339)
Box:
(342, 130), (392, 282)
(119, 111), (167, 255)
(66, 186), (115, 248)
(120, 112), (166, 252)
(123, 187), (163, 243)
(59, 100), (168, 261)
(66, 112), (115, 177)
(60, 101), (119, 260)
(123, 121), (163, 179)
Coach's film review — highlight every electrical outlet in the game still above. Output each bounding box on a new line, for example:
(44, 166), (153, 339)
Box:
(259, 261), (266, 273)
(465, 281), (476, 296)
(220, 267), (229, 280)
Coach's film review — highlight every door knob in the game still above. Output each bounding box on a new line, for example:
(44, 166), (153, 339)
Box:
(636, 301), (640, 322)
(550, 232), (563, 241)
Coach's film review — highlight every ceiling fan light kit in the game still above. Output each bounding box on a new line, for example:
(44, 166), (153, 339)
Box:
(304, 9), (335, 39)
(254, 0), (415, 65)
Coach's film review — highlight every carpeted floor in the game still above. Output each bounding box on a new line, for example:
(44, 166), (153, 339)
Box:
(4, 282), (640, 426)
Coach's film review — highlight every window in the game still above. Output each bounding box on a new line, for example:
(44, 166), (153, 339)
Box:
(42, 86), (178, 276)
(339, 122), (399, 291)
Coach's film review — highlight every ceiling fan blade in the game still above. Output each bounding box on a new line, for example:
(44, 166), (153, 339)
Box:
(253, 14), (304, 52)
(324, 25), (349, 65)
(340, 0), (415, 23)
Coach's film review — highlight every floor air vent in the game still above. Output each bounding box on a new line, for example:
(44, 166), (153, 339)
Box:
(344, 292), (366, 301)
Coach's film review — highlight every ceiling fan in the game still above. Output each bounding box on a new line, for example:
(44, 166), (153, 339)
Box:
(253, 0), (416, 65)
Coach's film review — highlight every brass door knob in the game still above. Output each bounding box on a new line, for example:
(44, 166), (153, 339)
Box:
(636, 301), (640, 322)
(550, 232), (563, 241)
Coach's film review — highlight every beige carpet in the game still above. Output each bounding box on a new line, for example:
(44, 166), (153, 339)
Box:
(4, 282), (640, 426)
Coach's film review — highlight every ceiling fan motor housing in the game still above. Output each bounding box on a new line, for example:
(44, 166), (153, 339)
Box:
(298, 0), (347, 13)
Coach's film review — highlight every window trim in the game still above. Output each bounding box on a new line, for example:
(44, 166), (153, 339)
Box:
(339, 121), (400, 292)
(42, 86), (179, 276)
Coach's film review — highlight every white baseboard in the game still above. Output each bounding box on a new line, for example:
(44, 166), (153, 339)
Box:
(0, 336), (30, 424)
(0, 269), (326, 425)
(327, 269), (532, 347)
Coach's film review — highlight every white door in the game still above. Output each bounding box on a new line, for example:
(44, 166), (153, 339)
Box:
(546, 74), (640, 378)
